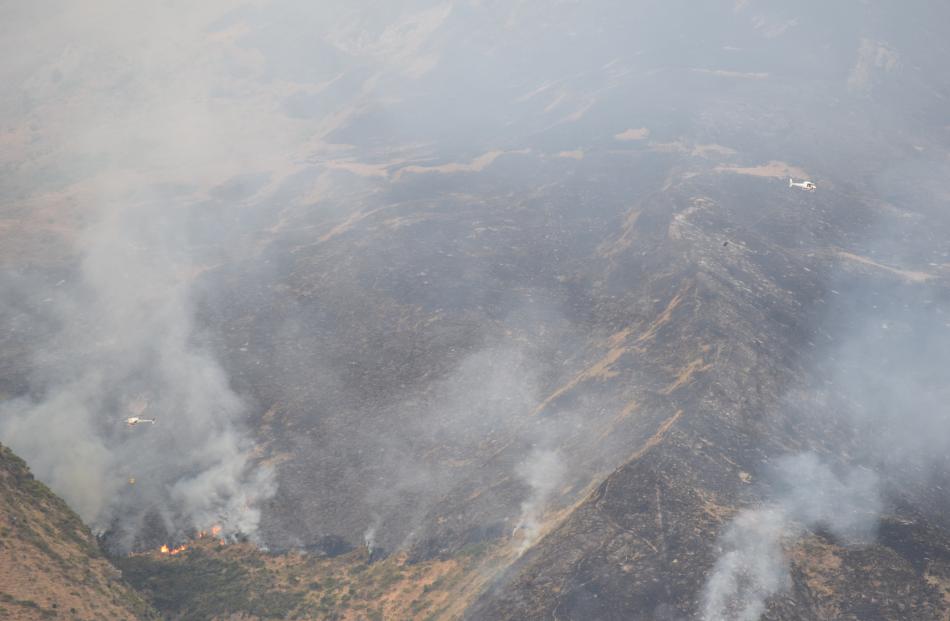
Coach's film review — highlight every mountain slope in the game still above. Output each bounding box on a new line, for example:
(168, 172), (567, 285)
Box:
(2, 2), (950, 620)
(0, 443), (157, 621)
(463, 173), (950, 619)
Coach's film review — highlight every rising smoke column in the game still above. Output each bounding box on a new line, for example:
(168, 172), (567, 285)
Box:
(0, 2), (314, 551)
(0, 203), (275, 550)
(513, 448), (566, 553)
(701, 453), (880, 621)
(701, 200), (949, 619)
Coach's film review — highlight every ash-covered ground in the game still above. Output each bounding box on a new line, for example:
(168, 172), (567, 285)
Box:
(2, 2), (950, 619)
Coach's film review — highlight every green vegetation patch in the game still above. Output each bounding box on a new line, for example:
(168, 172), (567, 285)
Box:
(0, 592), (57, 619)
(118, 549), (304, 621)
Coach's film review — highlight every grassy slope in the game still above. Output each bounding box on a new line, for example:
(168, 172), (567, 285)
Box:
(117, 538), (505, 621)
(0, 443), (158, 621)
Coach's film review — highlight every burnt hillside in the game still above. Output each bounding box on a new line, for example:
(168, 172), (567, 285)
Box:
(2, 1), (950, 619)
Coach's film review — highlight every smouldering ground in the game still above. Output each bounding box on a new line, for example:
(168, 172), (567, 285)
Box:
(119, 535), (514, 621)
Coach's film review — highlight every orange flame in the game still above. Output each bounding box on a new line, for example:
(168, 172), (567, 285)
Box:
(155, 525), (224, 556)
(158, 543), (188, 555)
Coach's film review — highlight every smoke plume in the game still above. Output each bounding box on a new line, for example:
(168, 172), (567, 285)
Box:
(513, 448), (566, 553)
(701, 453), (880, 621)
(0, 203), (275, 550)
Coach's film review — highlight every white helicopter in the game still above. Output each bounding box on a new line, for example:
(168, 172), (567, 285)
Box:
(125, 416), (156, 427)
(789, 178), (816, 191)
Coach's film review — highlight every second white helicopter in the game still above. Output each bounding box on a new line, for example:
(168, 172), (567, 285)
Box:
(789, 178), (816, 191)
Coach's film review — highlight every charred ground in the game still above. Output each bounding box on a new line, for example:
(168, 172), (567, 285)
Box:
(2, 1), (950, 620)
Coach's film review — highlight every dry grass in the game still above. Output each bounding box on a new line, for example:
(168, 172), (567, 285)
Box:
(836, 250), (934, 283)
(0, 444), (156, 620)
(120, 534), (507, 621)
(714, 160), (808, 179)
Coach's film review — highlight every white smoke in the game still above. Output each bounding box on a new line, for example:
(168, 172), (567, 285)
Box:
(0, 1), (328, 551)
(0, 204), (275, 549)
(701, 453), (880, 621)
(701, 507), (790, 621)
(513, 448), (566, 553)
(363, 513), (382, 553)
(363, 526), (377, 551)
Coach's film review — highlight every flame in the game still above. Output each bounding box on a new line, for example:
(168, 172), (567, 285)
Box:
(158, 543), (188, 555)
(197, 525), (223, 539)
(155, 524), (223, 556)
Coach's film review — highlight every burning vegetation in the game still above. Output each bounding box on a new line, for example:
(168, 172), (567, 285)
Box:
(119, 536), (504, 621)
(158, 543), (188, 556)
(155, 524), (227, 557)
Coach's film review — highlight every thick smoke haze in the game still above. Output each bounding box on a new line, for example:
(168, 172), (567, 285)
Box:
(701, 164), (950, 619)
(344, 341), (582, 556)
(0, 2), (311, 548)
(3, 0), (609, 553)
(702, 454), (880, 621)
(0, 201), (275, 548)
(2, 4), (950, 620)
